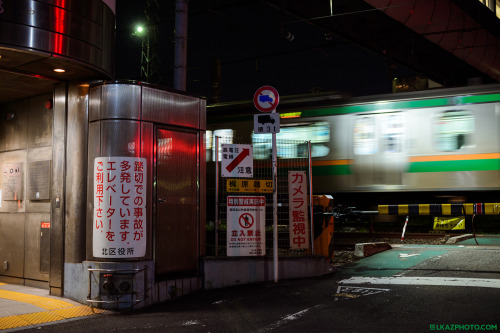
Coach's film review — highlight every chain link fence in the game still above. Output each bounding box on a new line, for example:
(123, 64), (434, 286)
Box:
(207, 137), (312, 257)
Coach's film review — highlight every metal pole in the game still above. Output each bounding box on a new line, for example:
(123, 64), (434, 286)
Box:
(308, 140), (314, 254)
(272, 110), (278, 282)
(215, 136), (219, 257)
(174, 0), (188, 91)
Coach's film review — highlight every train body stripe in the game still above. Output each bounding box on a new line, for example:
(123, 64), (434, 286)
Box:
(312, 160), (351, 166)
(408, 159), (500, 172)
(409, 153), (500, 162)
(310, 156), (499, 175)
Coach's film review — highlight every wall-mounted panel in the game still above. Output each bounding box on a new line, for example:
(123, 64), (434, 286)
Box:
(0, 213), (25, 277)
(28, 94), (53, 148)
(142, 87), (201, 129)
(0, 150), (27, 213)
(3, 100), (28, 151)
(101, 84), (141, 120)
(24, 213), (50, 281)
(28, 160), (51, 201)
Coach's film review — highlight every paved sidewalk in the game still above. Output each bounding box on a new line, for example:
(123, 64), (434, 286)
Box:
(0, 283), (109, 331)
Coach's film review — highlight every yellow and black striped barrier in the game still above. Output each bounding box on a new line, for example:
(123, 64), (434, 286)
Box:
(378, 203), (500, 216)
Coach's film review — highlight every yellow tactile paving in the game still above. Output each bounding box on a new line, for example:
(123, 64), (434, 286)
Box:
(0, 284), (109, 330)
(0, 289), (74, 310)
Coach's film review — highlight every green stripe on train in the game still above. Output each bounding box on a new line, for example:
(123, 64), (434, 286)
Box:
(408, 159), (500, 173)
(311, 159), (500, 175)
(312, 164), (351, 176)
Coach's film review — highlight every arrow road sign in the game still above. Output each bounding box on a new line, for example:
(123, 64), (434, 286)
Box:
(221, 144), (253, 178)
(226, 148), (250, 173)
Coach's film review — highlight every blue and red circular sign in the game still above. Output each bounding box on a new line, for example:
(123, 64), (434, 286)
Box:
(253, 86), (279, 112)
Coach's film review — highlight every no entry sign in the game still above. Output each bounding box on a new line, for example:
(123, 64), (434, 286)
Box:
(227, 196), (266, 256)
(253, 86), (279, 112)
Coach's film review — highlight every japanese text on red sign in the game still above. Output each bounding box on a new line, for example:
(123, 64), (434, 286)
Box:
(288, 171), (309, 249)
(93, 157), (147, 258)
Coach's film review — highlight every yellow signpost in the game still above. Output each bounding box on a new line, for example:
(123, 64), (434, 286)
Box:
(226, 179), (273, 193)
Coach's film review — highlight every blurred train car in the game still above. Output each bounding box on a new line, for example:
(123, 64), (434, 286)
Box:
(206, 84), (500, 213)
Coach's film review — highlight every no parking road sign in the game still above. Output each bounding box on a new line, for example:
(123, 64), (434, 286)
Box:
(253, 86), (279, 112)
(227, 196), (266, 256)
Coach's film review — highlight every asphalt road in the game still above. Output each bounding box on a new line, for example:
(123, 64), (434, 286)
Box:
(9, 244), (500, 333)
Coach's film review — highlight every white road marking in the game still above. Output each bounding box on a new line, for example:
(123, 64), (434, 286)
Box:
(251, 305), (322, 333)
(339, 276), (500, 289)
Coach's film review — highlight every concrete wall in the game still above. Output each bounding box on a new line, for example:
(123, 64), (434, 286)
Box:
(0, 93), (53, 286)
(202, 256), (334, 289)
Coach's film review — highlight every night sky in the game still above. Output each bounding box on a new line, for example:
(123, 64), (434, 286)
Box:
(114, 1), (417, 103)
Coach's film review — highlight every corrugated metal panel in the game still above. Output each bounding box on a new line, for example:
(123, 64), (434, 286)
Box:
(101, 84), (141, 120)
(155, 129), (198, 275)
(142, 87), (200, 129)
(100, 120), (141, 157)
(88, 85), (102, 122)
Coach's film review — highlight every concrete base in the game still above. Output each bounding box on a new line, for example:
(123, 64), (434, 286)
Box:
(202, 256), (334, 289)
(354, 242), (392, 258)
(64, 261), (201, 311)
(446, 234), (474, 244)
(62, 256), (334, 310)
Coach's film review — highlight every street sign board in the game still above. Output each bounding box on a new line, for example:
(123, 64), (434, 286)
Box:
(226, 179), (273, 193)
(288, 170), (309, 250)
(254, 113), (280, 134)
(93, 157), (147, 258)
(253, 86), (279, 112)
(227, 196), (266, 256)
(221, 144), (253, 178)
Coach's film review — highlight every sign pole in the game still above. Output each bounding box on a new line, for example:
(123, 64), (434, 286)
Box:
(253, 85), (280, 283)
(272, 109), (278, 283)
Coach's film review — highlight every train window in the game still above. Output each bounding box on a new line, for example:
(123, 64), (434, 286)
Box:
(252, 121), (330, 159)
(435, 110), (474, 152)
(206, 129), (233, 161)
(382, 113), (403, 153)
(354, 116), (377, 155)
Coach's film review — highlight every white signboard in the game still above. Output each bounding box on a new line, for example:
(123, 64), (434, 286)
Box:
(227, 196), (266, 256)
(221, 144), (253, 178)
(93, 157), (147, 258)
(254, 113), (280, 134)
(288, 171), (309, 249)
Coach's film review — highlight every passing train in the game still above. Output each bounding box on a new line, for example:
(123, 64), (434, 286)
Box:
(206, 84), (500, 211)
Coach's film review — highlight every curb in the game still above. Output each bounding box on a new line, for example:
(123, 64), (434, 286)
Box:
(354, 242), (392, 258)
(446, 234), (474, 244)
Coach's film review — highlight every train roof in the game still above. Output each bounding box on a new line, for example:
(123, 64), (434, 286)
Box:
(207, 84), (500, 118)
